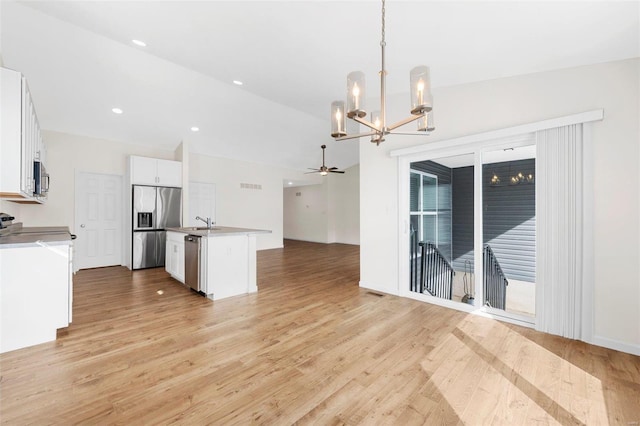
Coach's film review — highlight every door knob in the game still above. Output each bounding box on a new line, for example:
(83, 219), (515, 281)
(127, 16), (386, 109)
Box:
(80, 224), (86, 228)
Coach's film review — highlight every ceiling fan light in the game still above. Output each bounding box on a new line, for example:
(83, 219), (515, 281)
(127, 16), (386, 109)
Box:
(331, 101), (347, 138)
(346, 71), (367, 119)
(410, 66), (432, 115)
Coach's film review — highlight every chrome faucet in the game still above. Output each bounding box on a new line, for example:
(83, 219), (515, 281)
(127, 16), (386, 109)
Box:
(195, 216), (213, 229)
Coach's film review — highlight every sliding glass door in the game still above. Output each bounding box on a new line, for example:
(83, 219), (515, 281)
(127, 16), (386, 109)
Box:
(404, 138), (536, 323)
(482, 146), (536, 318)
(409, 153), (474, 306)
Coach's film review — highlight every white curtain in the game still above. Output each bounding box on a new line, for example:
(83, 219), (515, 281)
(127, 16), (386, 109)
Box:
(536, 124), (584, 339)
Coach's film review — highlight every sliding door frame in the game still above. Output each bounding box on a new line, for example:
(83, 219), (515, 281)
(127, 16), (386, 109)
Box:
(397, 135), (537, 327)
(393, 110), (602, 330)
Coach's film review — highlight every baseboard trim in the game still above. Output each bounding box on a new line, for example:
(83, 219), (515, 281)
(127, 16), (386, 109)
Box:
(359, 281), (399, 296)
(590, 335), (640, 356)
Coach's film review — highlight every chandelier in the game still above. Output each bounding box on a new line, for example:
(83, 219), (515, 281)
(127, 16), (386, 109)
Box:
(330, 0), (435, 145)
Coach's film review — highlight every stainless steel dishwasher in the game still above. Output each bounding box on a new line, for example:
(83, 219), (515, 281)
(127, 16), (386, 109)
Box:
(184, 234), (202, 292)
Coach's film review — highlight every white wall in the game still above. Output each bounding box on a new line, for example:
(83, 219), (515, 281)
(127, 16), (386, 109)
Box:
(283, 183), (329, 243)
(7, 131), (309, 258)
(188, 154), (310, 250)
(10, 131), (177, 232)
(360, 58), (640, 352)
(283, 164), (360, 245)
(329, 164), (360, 245)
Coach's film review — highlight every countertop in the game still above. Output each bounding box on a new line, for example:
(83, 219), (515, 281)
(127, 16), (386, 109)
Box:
(166, 226), (271, 237)
(0, 225), (73, 249)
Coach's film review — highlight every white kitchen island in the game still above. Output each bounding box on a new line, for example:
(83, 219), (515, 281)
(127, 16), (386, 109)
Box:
(165, 226), (270, 300)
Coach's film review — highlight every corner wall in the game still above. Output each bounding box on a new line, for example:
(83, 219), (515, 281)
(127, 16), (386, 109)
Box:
(283, 183), (329, 243)
(283, 164), (360, 245)
(13, 131), (177, 233)
(10, 131), (308, 262)
(189, 154), (312, 250)
(360, 58), (640, 352)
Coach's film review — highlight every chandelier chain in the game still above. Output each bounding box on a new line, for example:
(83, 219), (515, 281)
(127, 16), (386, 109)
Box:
(381, 0), (386, 47)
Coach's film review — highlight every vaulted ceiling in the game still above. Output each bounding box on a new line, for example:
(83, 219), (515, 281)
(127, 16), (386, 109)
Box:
(2, 1), (638, 172)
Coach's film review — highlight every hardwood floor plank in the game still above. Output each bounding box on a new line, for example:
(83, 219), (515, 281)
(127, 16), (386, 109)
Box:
(1, 239), (639, 424)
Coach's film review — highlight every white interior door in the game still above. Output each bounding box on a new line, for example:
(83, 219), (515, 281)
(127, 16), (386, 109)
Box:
(75, 172), (122, 270)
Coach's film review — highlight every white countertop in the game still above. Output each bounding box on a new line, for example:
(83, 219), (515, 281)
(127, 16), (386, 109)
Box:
(0, 226), (73, 249)
(166, 226), (271, 237)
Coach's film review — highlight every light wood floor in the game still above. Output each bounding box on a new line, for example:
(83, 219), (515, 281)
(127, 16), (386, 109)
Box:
(1, 239), (639, 424)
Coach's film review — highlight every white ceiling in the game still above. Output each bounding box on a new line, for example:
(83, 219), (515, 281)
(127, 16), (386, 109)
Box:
(1, 1), (638, 173)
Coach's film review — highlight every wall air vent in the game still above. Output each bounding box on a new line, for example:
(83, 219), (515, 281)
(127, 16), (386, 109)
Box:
(240, 183), (262, 190)
(296, 192), (301, 196)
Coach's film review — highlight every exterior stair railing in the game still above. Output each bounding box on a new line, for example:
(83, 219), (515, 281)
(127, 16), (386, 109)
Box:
(483, 244), (509, 310)
(410, 224), (419, 292)
(418, 241), (454, 300)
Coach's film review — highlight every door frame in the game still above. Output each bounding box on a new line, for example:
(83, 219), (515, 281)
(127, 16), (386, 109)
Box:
(74, 171), (123, 271)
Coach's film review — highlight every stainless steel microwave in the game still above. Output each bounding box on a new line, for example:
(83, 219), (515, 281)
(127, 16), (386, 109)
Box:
(33, 161), (49, 196)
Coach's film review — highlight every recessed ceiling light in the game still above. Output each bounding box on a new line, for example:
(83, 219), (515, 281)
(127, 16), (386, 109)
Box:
(288, 182), (293, 185)
(233, 80), (243, 86)
(132, 39), (147, 47)
(112, 107), (123, 114)
(191, 127), (199, 132)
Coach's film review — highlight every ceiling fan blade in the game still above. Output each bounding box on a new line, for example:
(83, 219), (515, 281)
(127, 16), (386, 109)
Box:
(330, 170), (345, 174)
(307, 168), (319, 170)
(328, 167), (339, 170)
(304, 171), (320, 174)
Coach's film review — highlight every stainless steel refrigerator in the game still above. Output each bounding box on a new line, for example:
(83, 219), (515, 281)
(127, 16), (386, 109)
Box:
(132, 185), (182, 270)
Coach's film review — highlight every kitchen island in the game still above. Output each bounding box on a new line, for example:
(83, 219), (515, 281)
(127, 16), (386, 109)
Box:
(165, 226), (270, 300)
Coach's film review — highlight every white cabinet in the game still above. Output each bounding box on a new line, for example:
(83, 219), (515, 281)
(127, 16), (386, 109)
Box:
(0, 243), (72, 353)
(0, 67), (46, 202)
(130, 156), (182, 187)
(202, 235), (250, 299)
(165, 231), (185, 282)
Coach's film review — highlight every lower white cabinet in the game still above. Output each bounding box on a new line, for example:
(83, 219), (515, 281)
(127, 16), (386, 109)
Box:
(165, 231), (185, 283)
(164, 229), (262, 300)
(0, 243), (72, 353)
(202, 235), (250, 299)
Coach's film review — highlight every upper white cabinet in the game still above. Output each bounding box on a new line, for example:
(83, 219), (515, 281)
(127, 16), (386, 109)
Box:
(0, 67), (46, 203)
(130, 156), (182, 187)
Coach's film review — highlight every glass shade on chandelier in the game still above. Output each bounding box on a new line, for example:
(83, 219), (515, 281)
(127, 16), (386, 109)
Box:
(417, 97), (435, 132)
(410, 66), (432, 115)
(370, 111), (384, 144)
(331, 101), (346, 138)
(346, 71), (367, 118)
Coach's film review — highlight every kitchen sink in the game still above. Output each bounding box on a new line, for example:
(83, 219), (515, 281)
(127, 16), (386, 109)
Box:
(182, 226), (222, 231)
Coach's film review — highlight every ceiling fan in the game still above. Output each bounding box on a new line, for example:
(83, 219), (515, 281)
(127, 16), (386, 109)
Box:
(306, 145), (345, 176)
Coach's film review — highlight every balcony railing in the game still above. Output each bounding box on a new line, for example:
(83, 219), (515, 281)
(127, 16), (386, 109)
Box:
(419, 242), (454, 299)
(483, 244), (509, 310)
